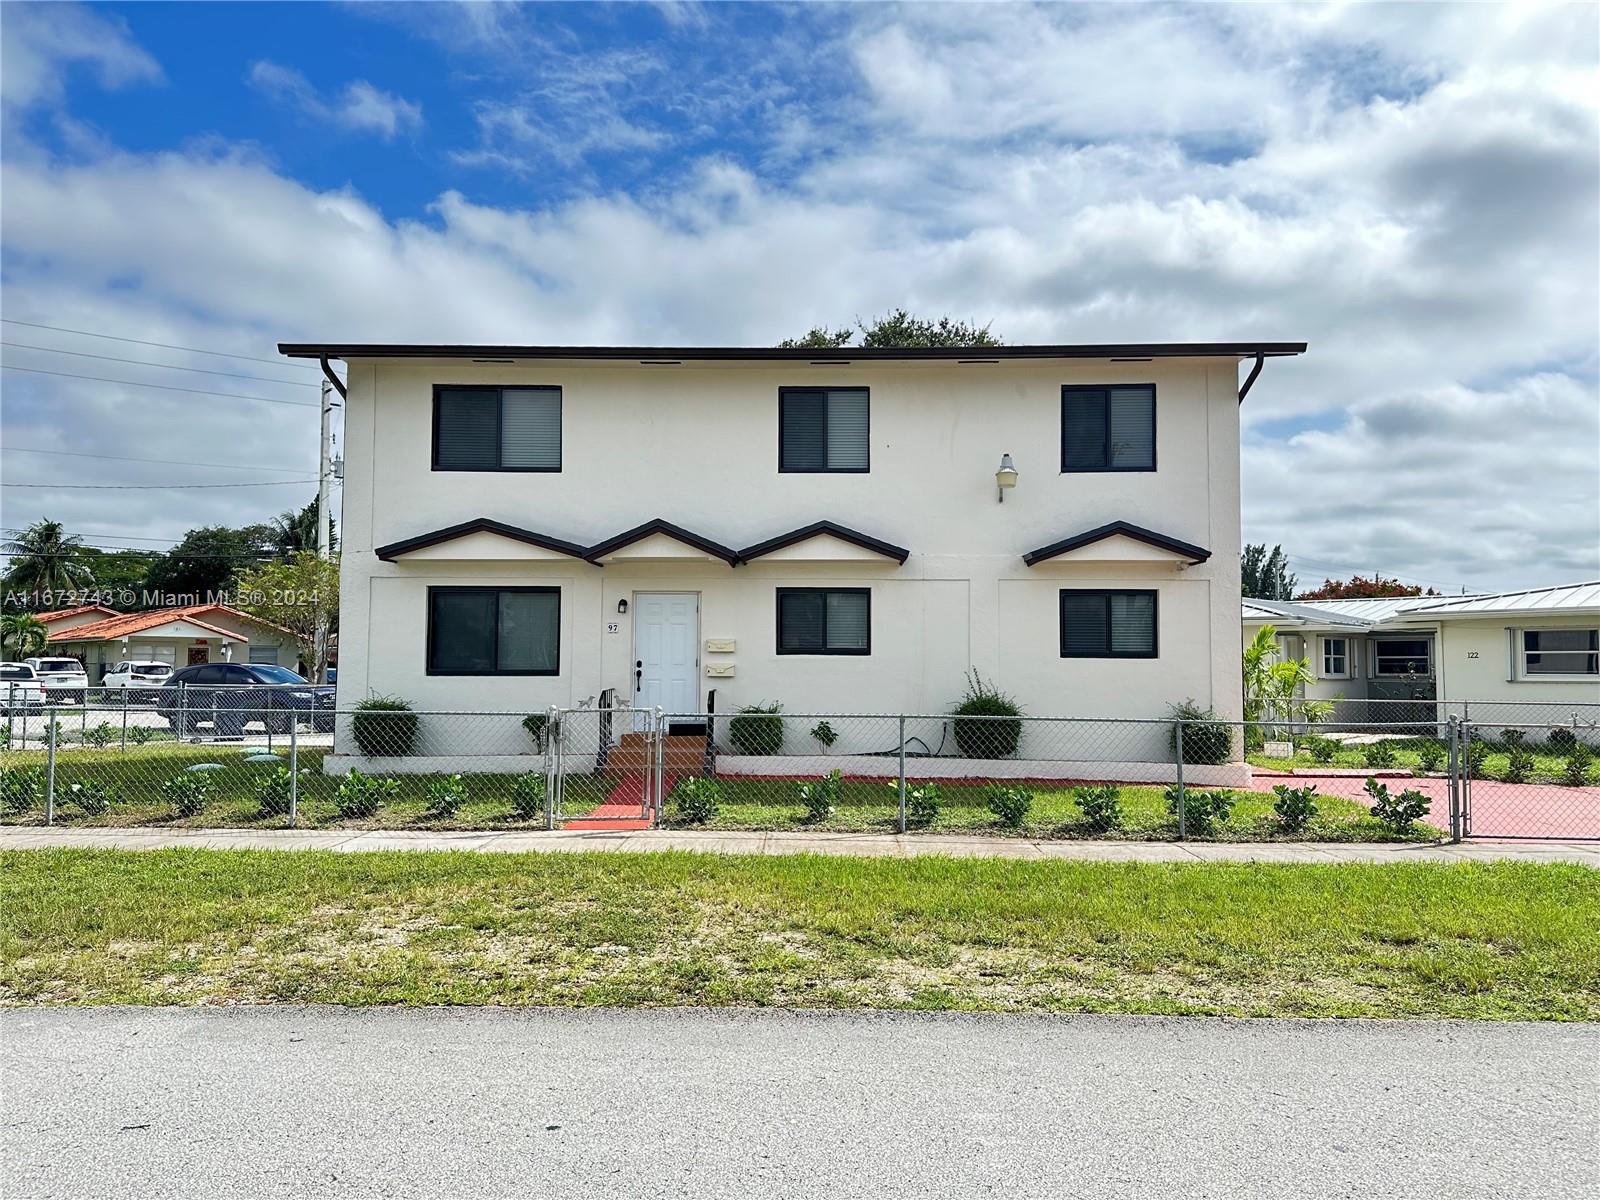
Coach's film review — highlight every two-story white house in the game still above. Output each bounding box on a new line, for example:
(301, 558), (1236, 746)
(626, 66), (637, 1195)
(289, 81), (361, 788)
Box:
(280, 340), (1304, 748)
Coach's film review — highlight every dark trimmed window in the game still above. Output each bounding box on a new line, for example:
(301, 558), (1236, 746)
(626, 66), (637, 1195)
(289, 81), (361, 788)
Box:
(777, 588), (870, 655)
(1059, 590), (1158, 658)
(1061, 384), (1155, 471)
(1372, 638), (1431, 678)
(433, 386), (561, 471)
(779, 388), (869, 472)
(427, 587), (560, 675)
(1522, 629), (1598, 676)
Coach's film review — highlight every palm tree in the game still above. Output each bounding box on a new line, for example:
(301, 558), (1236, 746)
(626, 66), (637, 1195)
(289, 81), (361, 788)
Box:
(2, 519), (94, 597)
(268, 501), (333, 559)
(1, 613), (48, 659)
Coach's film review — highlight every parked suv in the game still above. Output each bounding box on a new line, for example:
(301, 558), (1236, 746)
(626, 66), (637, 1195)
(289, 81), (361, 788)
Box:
(155, 663), (335, 737)
(101, 660), (174, 701)
(1, 663), (47, 711)
(25, 657), (88, 704)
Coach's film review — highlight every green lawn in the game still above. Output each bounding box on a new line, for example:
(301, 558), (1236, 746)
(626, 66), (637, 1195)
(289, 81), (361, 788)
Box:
(2, 849), (1595, 1019)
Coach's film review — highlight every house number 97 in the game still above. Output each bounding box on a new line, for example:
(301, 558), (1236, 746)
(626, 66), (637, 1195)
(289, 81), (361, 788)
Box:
(606, 623), (620, 634)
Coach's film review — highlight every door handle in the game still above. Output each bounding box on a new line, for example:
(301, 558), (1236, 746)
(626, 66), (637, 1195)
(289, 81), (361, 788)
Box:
(635, 660), (643, 691)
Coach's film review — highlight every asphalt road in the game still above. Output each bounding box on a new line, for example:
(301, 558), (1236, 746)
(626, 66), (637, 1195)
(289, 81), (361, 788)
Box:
(2, 1008), (1595, 1200)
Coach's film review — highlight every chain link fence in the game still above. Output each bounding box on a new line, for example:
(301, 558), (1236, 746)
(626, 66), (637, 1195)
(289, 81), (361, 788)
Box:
(2, 693), (1595, 841)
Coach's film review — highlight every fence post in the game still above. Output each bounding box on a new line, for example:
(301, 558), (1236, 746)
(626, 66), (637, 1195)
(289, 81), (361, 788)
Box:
(896, 715), (907, 835)
(179, 683), (188, 742)
(288, 715), (299, 828)
(654, 706), (665, 824)
(543, 704), (558, 831)
(6, 683), (13, 748)
(45, 715), (57, 827)
(1445, 715), (1461, 843)
(1174, 720), (1186, 840)
(121, 687), (129, 753)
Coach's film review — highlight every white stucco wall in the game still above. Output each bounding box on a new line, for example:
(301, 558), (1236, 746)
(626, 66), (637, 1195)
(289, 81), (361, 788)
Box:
(336, 356), (1245, 726)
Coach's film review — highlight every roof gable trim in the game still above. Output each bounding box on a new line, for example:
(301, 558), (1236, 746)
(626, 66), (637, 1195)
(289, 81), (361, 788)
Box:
(738, 521), (910, 565)
(375, 518), (591, 563)
(1022, 521), (1211, 567)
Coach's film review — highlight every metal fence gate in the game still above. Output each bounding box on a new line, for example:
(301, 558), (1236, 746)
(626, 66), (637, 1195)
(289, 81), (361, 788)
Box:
(548, 704), (664, 828)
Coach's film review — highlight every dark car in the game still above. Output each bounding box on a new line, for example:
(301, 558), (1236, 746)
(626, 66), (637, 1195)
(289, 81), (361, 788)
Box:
(156, 663), (335, 737)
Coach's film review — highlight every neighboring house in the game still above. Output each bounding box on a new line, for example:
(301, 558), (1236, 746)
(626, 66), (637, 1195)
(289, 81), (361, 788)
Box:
(43, 604), (300, 680)
(280, 339), (1305, 744)
(1242, 582), (1600, 715)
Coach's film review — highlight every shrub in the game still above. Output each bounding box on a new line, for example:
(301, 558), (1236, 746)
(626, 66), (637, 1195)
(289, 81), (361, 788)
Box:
(674, 776), (722, 825)
(1546, 727), (1578, 753)
(987, 785), (1033, 829)
(66, 780), (119, 816)
(335, 769), (398, 819)
(728, 703), (783, 756)
(1304, 736), (1338, 765)
(1561, 748), (1595, 788)
(128, 724), (155, 746)
(0, 722), (9, 747)
(254, 766), (294, 817)
(1364, 777), (1430, 832)
(1501, 744), (1535, 784)
(83, 722), (116, 749)
(1362, 741), (1397, 769)
(521, 714), (560, 751)
(1414, 741), (1445, 773)
(1164, 786), (1236, 835)
(952, 670), (1023, 758)
(0, 768), (43, 814)
(903, 781), (942, 826)
(509, 772), (547, 819)
(1465, 740), (1490, 777)
(1500, 729), (1527, 749)
(351, 696), (417, 757)
(809, 721), (838, 751)
(161, 773), (212, 818)
(1167, 700), (1231, 765)
(796, 769), (841, 822)
(425, 773), (468, 818)
(1072, 784), (1123, 831)
(1271, 784), (1319, 832)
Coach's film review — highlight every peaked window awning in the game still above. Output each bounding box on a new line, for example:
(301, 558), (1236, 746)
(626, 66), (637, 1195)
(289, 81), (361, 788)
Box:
(739, 521), (909, 565)
(585, 519), (741, 566)
(375, 518), (590, 563)
(1022, 521), (1210, 567)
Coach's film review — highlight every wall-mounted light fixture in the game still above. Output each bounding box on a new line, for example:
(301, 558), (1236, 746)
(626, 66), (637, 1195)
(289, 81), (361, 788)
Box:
(995, 453), (1018, 502)
(616, 598), (629, 615)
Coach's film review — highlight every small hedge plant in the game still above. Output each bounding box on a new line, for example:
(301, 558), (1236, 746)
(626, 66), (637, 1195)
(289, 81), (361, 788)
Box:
(987, 785), (1033, 829)
(336, 769), (398, 819)
(1304, 736), (1338, 765)
(521, 714), (560, 751)
(129, 724), (156, 746)
(796, 770), (841, 822)
(425, 774), (468, 818)
(1414, 741), (1445, 773)
(1271, 784), (1319, 833)
(255, 767), (294, 817)
(1072, 784), (1122, 831)
(1561, 748), (1595, 788)
(674, 776), (723, 825)
(509, 772), (546, 819)
(161, 773), (212, 818)
(1501, 744), (1536, 784)
(728, 704), (783, 756)
(1, 768), (44, 815)
(1363, 777), (1430, 832)
(351, 696), (417, 757)
(1464, 740), (1490, 777)
(951, 670), (1023, 758)
(84, 722), (117, 749)
(810, 721), (837, 752)
(1168, 700), (1231, 765)
(1362, 741), (1398, 769)
(1546, 727), (1578, 753)
(1164, 786), (1235, 835)
(902, 781), (942, 826)
(66, 779), (119, 816)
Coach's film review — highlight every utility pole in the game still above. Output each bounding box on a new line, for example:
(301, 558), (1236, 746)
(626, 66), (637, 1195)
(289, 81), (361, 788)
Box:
(314, 376), (334, 683)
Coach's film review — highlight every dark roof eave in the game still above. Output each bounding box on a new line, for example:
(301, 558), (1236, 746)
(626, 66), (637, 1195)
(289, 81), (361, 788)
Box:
(738, 521), (910, 565)
(1022, 521), (1211, 567)
(584, 518), (741, 566)
(279, 342), (1307, 363)
(375, 517), (592, 562)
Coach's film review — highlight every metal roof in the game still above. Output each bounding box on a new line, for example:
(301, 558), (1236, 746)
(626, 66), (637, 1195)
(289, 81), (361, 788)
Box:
(1240, 598), (1372, 627)
(1294, 597), (1449, 623)
(1404, 581), (1600, 617)
(1243, 582), (1600, 628)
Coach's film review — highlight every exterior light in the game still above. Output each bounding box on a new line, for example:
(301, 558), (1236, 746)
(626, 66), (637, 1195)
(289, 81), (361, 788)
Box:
(616, 598), (629, 615)
(995, 453), (1018, 502)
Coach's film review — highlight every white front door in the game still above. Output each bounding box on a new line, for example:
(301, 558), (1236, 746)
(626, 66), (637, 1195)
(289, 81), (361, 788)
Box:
(633, 592), (699, 720)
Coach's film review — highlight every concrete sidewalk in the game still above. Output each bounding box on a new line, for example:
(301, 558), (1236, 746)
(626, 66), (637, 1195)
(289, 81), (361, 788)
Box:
(3, 824), (1596, 864)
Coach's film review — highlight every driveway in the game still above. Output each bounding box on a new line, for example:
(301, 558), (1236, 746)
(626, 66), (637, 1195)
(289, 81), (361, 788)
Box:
(3, 1008), (1595, 1199)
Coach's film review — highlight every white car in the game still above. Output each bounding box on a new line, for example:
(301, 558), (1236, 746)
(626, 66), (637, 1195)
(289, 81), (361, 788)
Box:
(25, 656), (88, 703)
(101, 660), (174, 701)
(1, 662), (46, 711)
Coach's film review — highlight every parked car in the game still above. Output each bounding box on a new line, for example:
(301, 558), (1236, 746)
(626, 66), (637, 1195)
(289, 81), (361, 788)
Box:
(24, 656), (88, 704)
(101, 660), (174, 701)
(1, 662), (47, 712)
(155, 663), (336, 737)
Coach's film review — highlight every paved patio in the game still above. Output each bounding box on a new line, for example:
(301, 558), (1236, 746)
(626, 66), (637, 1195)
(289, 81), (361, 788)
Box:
(2, 825), (1595, 865)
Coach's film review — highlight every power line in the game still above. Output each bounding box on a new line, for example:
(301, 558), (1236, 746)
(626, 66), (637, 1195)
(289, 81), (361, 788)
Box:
(2, 446), (316, 474)
(3, 479), (319, 490)
(1, 364), (319, 407)
(0, 319), (321, 371)
(1, 341), (316, 387)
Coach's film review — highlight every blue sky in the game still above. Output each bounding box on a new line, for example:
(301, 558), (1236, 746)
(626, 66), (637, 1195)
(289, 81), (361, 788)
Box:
(1, 1), (1596, 593)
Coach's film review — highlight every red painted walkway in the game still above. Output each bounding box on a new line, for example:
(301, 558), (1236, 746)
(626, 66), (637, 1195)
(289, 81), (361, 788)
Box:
(562, 773), (674, 831)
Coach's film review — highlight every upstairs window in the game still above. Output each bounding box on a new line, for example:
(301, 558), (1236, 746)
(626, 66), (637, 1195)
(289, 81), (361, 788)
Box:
(1060, 589), (1158, 658)
(433, 386), (561, 471)
(777, 588), (870, 655)
(1061, 384), (1156, 472)
(779, 388), (869, 472)
(428, 587), (560, 675)
(1523, 628), (1599, 676)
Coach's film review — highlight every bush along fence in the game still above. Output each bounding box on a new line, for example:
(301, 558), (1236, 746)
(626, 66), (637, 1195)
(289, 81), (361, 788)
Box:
(1, 695), (1596, 841)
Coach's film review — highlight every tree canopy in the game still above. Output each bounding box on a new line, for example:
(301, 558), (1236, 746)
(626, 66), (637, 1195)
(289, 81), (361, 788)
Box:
(780, 309), (1001, 349)
(1296, 575), (1435, 600)
(2, 520), (94, 600)
(1241, 544), (1297, 599)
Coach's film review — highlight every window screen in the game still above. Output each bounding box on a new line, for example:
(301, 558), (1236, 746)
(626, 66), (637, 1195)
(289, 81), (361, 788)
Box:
(434, 386), (561, 471)
(1059, 590), (1158, 658)
(777, 588), (870, 654)
(779, 388), (870, 472)
(428, 587), (560, 674)
(1061, 385), (1155, 471)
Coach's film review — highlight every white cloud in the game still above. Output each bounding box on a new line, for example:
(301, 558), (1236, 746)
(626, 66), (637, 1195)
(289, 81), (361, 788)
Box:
(248, 61), (422, 140)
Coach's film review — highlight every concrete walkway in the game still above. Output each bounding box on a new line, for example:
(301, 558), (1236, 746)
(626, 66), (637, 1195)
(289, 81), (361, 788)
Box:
(3, 824), (1596, 864)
